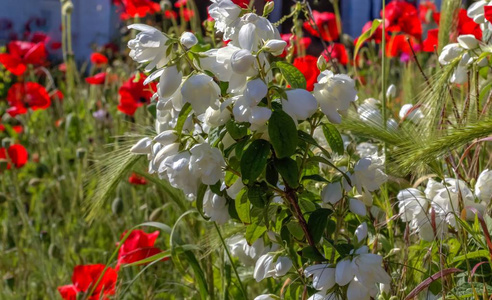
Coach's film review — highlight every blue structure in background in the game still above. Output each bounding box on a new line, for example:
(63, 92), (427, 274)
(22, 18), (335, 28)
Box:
(341, 0), (442, 38)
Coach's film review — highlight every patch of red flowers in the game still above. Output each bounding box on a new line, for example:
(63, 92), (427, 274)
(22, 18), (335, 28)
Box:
(86, 72), (108, 85)
(422, 28), (438, 52)
(129, 172), (147, 185)
(386, 34), (420, 58)
(0, 124), (23, 134)
(0, 40), (47, 76)
(303, 11), (339, 42)
(457, 9), (482, 40)
(323, 43), (349, 66)
(113, 0), (161, 20)
(0, 144), (28, 169)
(6, 82), (51, 117)
(90, 53), (109, 66)
(293, 55), (320, 92)
(280, 34), (311, 57)
(485, 6), (492, 23)
(58, 264), (118, 300)
(418, 1), (437, 24)
(383, 0), (422, 40)
(117, 229), (165, 268)
(117, 74), (157, 116)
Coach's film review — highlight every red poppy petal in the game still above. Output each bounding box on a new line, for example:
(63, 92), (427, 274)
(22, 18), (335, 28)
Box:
(23, 42), (47, 65)
(90, 53), (109, 65)
(58, 285), (79, 300)
(118, 247), (166, 265)
(85, 72), (107, 85)
(7, 144), (28, 168)
(485, 6), (492, 23)
(0, 53), (26, 76)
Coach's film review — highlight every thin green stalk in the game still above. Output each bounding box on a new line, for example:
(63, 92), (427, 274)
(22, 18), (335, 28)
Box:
(213, 222), (247, 299)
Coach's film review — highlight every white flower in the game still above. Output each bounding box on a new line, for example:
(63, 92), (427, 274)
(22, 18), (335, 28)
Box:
(354, 222), (368, 243)
(244, 78), (268, 105)
(335, 259), (355, 286)
(209, 0), (242, 38)
(438, 43), (462, 65)
(308, 293), (342, 300)
(351, 246), (391, 292)
(204, 107), (231, 129)
(153, 130), (177, 145)
(254, 295), (276, 300)
(313, 70), (357, 124)
(180, 32), (198, 48)
(230, 49), (256, 74)
(263, 39), (287, 56)
(189, 143), (225, 185)
(467, 1), (487, 23)
(203, 190), (230, 224)
(304, 264), (336, 292)
(399, 104), (424, 123)
(130, 137), (152, 154)
(397, 188), (428, 223)
(275, 256), (293, 276)
(229, 13), (281, 51)
(386, 84), (396, 99)
(356, 142), (379, 159)
(254, 254), (292, 282)
(476, 169), (492, 203)
(424, 179), (445, 199)
(349, 198), (366, 216)
(352, 157), (388, 194)
(163, 152), (198, 197)
(321, 182), (343, 205)
(127, 24), (170, 72)
(233, 79), (271, 129)
(181, 74), (220, 115)
(317, 55), (328, 71)
(457, 34), (480, 50)
(282, 89), (318, 121)
(157, 65), (182, 98)
(346, 277), (371, 300)
(151, 143), (180, 174)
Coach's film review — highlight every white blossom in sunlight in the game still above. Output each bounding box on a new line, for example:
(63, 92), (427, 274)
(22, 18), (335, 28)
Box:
(352, 157), (388, 194)
(313, 70), (357, 124)
(233, 79), (271, 129)
(180, 32), (198, 49)
(282, 89), (318, 121)
(157, 65), (182, 98)
(228, 235), (267, 266)
(476, 169), (492, 203)
(467, 0), (487, 23)
(189, 143), (225, 185)
(399, 104), (424, 123)
(127, 24), (170, 72)
(304, 265), (336, 292)
(397, 188), (429, 223)
(181, 74), (221, 114)
(130, 137), (152, 154)
(263, 39), (287, 56)
(321, 182), (343, 205)
(254, 254), (292, 282)
(457, 34), (480, 50)
(203, 190), (230, 224)
(439, 43), (462, 65)
(209, 0), (242, 38)
(354, 222), (368, 243)
(162, 152), (198, 197)
(229, 13), (281, 52)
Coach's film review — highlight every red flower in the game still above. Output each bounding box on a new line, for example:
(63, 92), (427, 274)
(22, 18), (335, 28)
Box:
(303, 11), (340, 42)
(117, 230), (165, 267)
(458, 9), (482, 40)
(164, 10), (178, 20)
(115, 0), (161, 20)
(280, 34), (311, 57)
(180, 8), (195, 22)
(0, 144), (28, 169)
(0, 124), (23, 134)
(232, 0), (250, 8)
(117, 74), (157, 116)
(50, 90), (64, 102)
(323, 43), (349, 66)
(422, 28), (438, 52)
(418, 1), (437, 24)
(6, 82), (51, 117)
(129, 173), (147, 185)
(0, 41), (47, 76)
(90, 53), (109, 66)
(86, 72), (108, 85)
(386, 34), (420, 58)
(485, 6), (492, 23)
(174, 0), (187, 8)
(293, 55), (320, 92)
(383, 0), (422, 40)
(57, 264), (118, 300)
(355, 21), (387, 45)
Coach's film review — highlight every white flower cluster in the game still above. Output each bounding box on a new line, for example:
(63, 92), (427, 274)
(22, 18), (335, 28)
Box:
(397, 170), (492, 241)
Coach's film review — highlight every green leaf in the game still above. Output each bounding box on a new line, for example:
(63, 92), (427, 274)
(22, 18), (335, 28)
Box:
(147, 102), (157, 118)
(245, 223), (267, 244)
(322, 123), (344, 155)
(307, 209), (332, 243)
(247, 182), (269, 208)
(301, 246), (326, 261)
(226, 120), (248, 140)
(286, 221), (305, 240)
(354, 19), (382, 63)
(298, 130), (331, 159)
(175, 102), (192, 137)
(268, 110), (298, 159)
(195, 183), (210, 221)
(274, 158), (299, 188)
(235, 189), (251, 223)
(240, 139), (271, 184)
(302, 174), (329, 183)
(276, 61), (307, 89)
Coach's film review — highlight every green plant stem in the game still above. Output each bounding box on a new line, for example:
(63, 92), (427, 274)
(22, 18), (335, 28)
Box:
(213, 222), (247, 299)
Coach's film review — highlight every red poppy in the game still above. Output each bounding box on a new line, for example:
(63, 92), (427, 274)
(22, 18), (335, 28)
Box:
(0, 144), (28, 169)
(383, 0), (422, 40)
(386, 34), (420, 58)
(422, 28), (438, 52)
(90, 53), (109, 66)
(354, 21), (387, 46)
(457, 9), (482, 40)
(174, 0), (187, 8)
(485, 6), (492, 23)
(117, 229), (165, 267)
(50, 90), (64, 102)
(117, 74), (156, 116)
(180, 8), (195, 22)
(303, 11), (340, 42)
(280, 34), (311, 57)
(115, 0), (161, 20)
(58, 264), (118, 300)
(86, 72), (107, 85)
(129, 172), (147, 185)
(232, 0), (250, 8)
(293, 55), (320, 92)
(0, 124), (23, 134)
(6, 82), (51, 117)
(418, 1), (437, 24)
(164, 10), (178, 20)
(323, 43), (349, 65)
(0, 41), (47, 76)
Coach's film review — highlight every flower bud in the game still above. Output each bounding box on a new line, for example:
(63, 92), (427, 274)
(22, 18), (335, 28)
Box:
(355, 222), (368, 242)
(457, 34), (479, 50)
(263, 39), (287, 56)
(158, 65), (182, 98)
(317, 55), (327, 71)
(130, 137), (152, 154)
(2, 138), (12, 148)
(231, 49), (255, 74)
(153, 130), (178, 145)
(263, 1), (275, 17)
(386, 84), (396, 99)
(180, 32), (198, 49)
(62, 1), (74, 14)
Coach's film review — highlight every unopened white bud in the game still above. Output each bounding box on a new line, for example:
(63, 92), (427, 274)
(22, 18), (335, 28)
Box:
(180, 32), (198, 49)
(263, 39), (287, 56)
(386, 84), (396, 99)
(317, 55), (327, 71)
